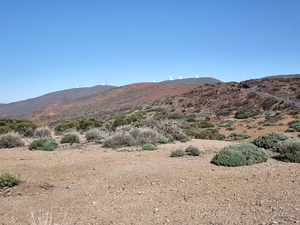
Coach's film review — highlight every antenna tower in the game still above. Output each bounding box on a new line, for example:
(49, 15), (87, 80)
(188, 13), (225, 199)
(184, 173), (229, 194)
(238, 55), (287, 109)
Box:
(106, 76), (107, 85)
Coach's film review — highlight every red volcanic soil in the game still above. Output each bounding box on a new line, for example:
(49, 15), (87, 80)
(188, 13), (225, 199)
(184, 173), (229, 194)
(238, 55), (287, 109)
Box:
(27, 82), (198, 124)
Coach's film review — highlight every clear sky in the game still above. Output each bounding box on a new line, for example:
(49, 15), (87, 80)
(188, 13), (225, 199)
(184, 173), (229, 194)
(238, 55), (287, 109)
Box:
(0, 0), (299, 103)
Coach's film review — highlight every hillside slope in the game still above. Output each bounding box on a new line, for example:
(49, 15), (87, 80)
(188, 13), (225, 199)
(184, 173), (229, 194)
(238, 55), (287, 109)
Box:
(0, 85), (116, 118)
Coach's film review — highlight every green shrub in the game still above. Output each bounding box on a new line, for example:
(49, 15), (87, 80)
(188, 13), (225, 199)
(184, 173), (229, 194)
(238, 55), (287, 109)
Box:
(211, 142), (269, 167)
(198, 120), (214, 128)
(0, 132), (24, 148)
(85, 128), (108, 141)
(28, 138), (58, 151)
(142, 144), (157, 150)
(42, 140), (59, 151)
(235, 109), (259, 119)
(0, 172), (20, 189)
(287, 119), (300, 132)
(60, 133), (80, 144)
(14, 120), (38, 137)
(215, 109), (233, 117)
(0, 126), (12, 135)
(54, 121), (78, 135)
(226, 123), (236, 130)
(170, 149), (185, 157)
(126, 112), (146, 125)
(78, 118), (103, 131)
(246, 124), (258, 129)
(167, 114), (183, 120)
(226, 131), (251, 141)
(185, 145), (200, 156)
(194, 129), (226, 140)
(252, 132), (291, 152)
(157, 134), (168, 144)
(34, 126), (52, 138)
(279, 139), (300, 163)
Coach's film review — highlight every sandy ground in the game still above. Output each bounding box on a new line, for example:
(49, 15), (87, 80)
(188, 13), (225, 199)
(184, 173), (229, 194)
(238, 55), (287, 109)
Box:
(1, 138), (300, 225)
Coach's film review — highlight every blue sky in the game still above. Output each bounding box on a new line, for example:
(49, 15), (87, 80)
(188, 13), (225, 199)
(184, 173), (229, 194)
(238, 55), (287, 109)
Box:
(0, 0), (299, 103)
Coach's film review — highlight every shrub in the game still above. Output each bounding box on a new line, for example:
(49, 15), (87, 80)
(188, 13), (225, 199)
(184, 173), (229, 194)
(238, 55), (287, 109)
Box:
(54, 121), (78, 135)
(287, 119), (300, 132)
(198, 120), (214, 128)
(0, 172), (20, 189)
(246, 124), (258, 129)
(103, 132), (133, 147)
(194, 129), (226, 140)
(170, 149), (185, 157)
(211, 142), (269, 167)
(185, 145), (200, 156)
(78, 118), (103, 131)
(0, 132), (24, 148)
(28, 138), (58, 151)
(226, 132), (251, 141)
(126, 112), (146, 125)
(157, 134), (168, 144)
(0, 126), (12, 135)
(142, 144), (157, 150)
(130, 128), (157, 146)
(279, 138), (300, 163)
(34, 126), (52, 138)
(85, 128), (108, 141)
(226, 123), (236, 130)
(60, 133), (80, 144)
(252, 132), (291, 152)
(235, 109), (259, 119)
(167, 114), (183, 120)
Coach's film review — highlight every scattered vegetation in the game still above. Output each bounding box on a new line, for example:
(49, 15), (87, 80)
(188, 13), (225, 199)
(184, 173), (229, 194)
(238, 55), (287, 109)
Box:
(170, 149), (185, 157)
(78, 118), (103, 131)
(0, 172), (20, 189)
(28, 138), (59, 151)
(194, 129), (226, 140)
(0, 132), (24, 148)
(185, 145), (200, 156)
(197, 120), (214, 128)
(252, 132), (291, 152)
(211, 142), (269, 167)
(246, 124), (258, 129)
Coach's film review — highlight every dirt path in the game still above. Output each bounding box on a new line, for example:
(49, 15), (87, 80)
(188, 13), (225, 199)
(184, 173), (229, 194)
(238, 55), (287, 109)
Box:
(1, 139), (300, 225)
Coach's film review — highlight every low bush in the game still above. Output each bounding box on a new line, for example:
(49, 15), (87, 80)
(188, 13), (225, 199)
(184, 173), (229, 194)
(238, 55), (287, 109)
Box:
(78, 118), (103, 131)
(235, 109), (259, 119)
(170, 149), (185, 157)
(211, 142), (268, 167)
(287, 119), (300, 132)
(252, 132), (291, 152)
(279, 138), (300, 163)
(85, 128), (108, 141)
(60, 133), (80, 144)
(185, 145), (200, 156)
(226, 132), (251, 141)
(246, 124), (258, 129)
(167, 114), (183, 120)
(198, 120), (214, 128)
(54, 121), (78, 135)
(130, 128), (157, 145)
(194, 129), (226, 140)
(29, 138), (59, 151)
(226, 123), (236, 130)
(157, 134), (169, 144)
(0, 172), (20, 189)
(34, 126), (52, 138)
(0, 132), (24, 148)
(142, 144), (157, 150)
(103, 132), (133, 147)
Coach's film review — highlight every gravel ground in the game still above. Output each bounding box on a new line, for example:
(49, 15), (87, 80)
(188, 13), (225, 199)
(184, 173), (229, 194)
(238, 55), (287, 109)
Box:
(1, 139), (300, 225)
